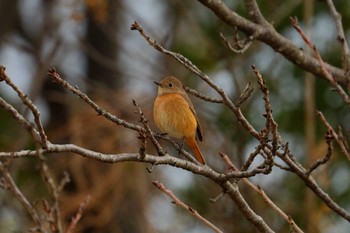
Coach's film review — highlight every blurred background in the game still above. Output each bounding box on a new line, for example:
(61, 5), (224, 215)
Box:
(0, 0), (350, 232)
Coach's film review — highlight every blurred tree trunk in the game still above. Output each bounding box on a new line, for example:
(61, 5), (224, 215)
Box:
(86, 0), (122, 93)
(0, 0), (18, 42)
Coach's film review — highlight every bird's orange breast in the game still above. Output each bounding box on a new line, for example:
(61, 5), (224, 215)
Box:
(153, 93), (197, 139)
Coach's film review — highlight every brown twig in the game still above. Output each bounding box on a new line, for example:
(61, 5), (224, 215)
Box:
(0, 161), (46, 232)
(152, 181), (224, 233)
(195, 0), (346, 83)
(0, 65), (48, 147)
(65, 195), (91, 233)
(252, 65), (279, 157)
(39, 154), (64, 233)
(241, 145), (262, 171)
(47, 68), (145, 134)
(235, 82), (254, 107)
(277, 145), (350, 221)
(183, 86), (224, 104)
(219, 153), (304, 233)
(306, 130), (334, 176)
(317, 110), (350, 161)
(290, 17), (350, 109)
(220, 32), (252, 54)
(218, 151), (272, 180)
(0, 96), (41, 143)
(325, 0), (350, 79)
(132, 99), (166, 157)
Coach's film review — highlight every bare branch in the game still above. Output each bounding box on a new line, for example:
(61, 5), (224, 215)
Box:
(220, 153), (303, 233)
(317, 110), (350, 161)
(194, 0), (347, 83)
(152, 181), (224, 233)
(0, 161), (46, 232)
(133, 99), (166, 157)
(65, 195), (90, 233)
(290, 17), (350, 109)
(306, 130), (333, 175)
(235, 82), (254, 107)
(0, 65), (48, 147)
(326, 0), (350, 79)
(252, 65), (279, 157)
(183, 85), (224, 104)
(47, 68), (145, 134)
(39, 154), (64, 233)
(220, 32), (252, 54)
(0, 96), (41, 143)
(277, 145), (350, 221)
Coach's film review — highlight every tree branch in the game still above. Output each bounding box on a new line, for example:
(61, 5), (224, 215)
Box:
(326, 0), (350, 79)
(152, 181), (224, 233)
(0, 65), (48, 147)
(195, 0), (347, 83)
(0, 161), (46, 232)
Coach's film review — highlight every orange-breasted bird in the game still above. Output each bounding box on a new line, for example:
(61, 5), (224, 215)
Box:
(153, 76), (206, 164)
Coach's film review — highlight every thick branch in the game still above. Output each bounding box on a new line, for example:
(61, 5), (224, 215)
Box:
(195, 0), (346, 83)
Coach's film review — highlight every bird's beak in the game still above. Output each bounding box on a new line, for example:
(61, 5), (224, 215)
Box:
(154, 81), (162, 87)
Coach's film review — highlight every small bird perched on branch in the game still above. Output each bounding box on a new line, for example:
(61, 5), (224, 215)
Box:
(153, 76), (206, 164)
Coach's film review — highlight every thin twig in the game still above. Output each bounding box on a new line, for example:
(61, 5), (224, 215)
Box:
(235, 82), (254, 107)
(47, 68), (145, 134)
(325, 0), (350, 79)
(0, 96), (41, 143)
(0, 66), (48, 147)
(317, 110), (350, 161)
(39, 154), (63, 233)
(220, 32), (252, 54)
(152, 181), (224, 233)
(0, 161), (46, 232)
(290, 17), (350, 108)
(218, 151), (271, 180)
(306, 130), (334, 175)
(133, 99), (166, 156)
(183, 86), (224, 103)
(277, 146), (350, 221)
(241, 145), (262, 171)
(252, 65), (279, 150)
(65, 195), (90, 233)
(220, 153), (304, 233)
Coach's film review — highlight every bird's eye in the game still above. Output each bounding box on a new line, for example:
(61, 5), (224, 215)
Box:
(168, 83), (173, 87)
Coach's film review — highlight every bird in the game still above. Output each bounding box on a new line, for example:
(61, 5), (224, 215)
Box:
(153, 76), (206, 164)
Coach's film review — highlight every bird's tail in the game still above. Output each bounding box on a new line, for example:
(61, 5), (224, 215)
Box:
(185, 137), (206, 164)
